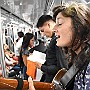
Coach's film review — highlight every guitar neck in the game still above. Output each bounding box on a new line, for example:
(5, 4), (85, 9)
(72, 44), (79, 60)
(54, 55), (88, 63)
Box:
(0, 77), (55, 90)
(34, 81), (55, 90)
(0, 77), (28, 90)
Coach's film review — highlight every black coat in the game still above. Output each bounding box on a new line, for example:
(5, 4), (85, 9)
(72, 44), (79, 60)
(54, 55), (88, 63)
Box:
(41, 35), (68, 83)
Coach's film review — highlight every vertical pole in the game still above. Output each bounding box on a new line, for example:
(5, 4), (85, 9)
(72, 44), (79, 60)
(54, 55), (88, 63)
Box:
(0, 7), (7, 77)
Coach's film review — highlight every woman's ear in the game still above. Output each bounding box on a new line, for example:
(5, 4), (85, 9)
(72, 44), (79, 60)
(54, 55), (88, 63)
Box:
(47, 22), (51, 28)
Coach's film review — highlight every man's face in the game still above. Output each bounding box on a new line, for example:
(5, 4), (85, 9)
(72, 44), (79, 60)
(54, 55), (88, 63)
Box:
(38, 21), (55, 38)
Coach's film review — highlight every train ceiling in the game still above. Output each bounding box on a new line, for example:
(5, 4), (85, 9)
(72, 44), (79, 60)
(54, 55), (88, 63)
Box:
(0, 0), (90, 25)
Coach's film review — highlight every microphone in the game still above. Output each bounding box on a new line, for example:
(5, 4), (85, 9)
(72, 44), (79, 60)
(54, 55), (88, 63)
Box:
(55, 35), (60, 39)
(52, 35), (60, 41)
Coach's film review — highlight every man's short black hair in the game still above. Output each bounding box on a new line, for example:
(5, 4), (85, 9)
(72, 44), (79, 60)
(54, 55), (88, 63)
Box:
(18, 31), (24, 38)
(36, 15), (55, 28)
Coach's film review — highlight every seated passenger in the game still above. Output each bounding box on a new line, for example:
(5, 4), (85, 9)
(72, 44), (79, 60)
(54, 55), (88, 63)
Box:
(4, 44), (20, 77)
(4, 44), (15, 58)
(4, 44), (18, 61)
(4, 44), (18, 66)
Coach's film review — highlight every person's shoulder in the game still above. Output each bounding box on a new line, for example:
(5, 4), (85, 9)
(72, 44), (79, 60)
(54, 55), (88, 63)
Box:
(18, 37), (23, 42)
(23, 47), (33, 56)
(22, 48), (28, 52)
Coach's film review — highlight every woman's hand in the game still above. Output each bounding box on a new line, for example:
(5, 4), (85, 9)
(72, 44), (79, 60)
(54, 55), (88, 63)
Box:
(28, 76), (35, 90)
(13, 61), (18, 65)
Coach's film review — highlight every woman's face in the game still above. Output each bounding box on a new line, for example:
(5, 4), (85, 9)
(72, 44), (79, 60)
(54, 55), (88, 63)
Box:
(53, 12), (74, 47)
(29, 37), (34, 48)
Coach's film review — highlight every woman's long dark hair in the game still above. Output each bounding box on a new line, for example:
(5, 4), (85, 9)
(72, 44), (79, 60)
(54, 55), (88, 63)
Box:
(22, 33), (34, 49)
(53, 2), (90, 50)
(53, 2), (90, 68)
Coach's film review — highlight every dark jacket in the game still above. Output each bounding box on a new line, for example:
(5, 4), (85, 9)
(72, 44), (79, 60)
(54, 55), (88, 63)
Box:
(41, 34), (68, 83)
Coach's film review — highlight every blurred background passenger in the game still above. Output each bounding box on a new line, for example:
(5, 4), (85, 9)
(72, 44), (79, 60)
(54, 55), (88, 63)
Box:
(4, 44), (20, 77)
(14, 31), (24, 58)
(22, 33), (35, 80)
(14, 31), (24, 73)
(4, 44), (18, 66)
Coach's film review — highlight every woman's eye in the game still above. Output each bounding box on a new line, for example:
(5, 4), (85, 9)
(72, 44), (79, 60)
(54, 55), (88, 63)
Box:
(58, 24), (62, 26)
